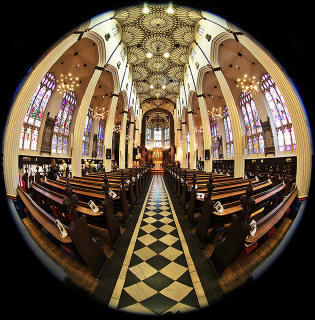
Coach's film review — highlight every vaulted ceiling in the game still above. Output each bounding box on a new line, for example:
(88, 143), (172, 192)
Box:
(114, 4), (203, 106)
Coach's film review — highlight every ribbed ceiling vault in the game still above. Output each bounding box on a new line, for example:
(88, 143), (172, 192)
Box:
(114, 3), (203, 109)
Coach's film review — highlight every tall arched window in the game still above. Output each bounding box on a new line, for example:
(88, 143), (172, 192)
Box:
(154, 125), (162, 147)
(164, 124), (170, 148)
(223, 107), (234, 157)
(240, 92), (264, 154)
(211, 120), (219, 158)
(260, 73), (296, 151)
(51, 91), (77, 154)
(19, 72), (56, 151)
(146, 123), (152, 148)
(97, 120), (105, 158)
(82, 108), (93, 157)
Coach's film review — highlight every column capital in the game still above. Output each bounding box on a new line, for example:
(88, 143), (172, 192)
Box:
(110, 92), (120, 98)
(197, 93), (206, 98)
(187, 111), (194, 114)
(94, 65), (105, 72)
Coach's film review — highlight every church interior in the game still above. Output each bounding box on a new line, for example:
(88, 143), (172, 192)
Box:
(1, 1), (314, 317)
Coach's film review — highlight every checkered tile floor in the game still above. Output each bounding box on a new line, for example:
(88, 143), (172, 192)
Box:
(109, 175), (208, 315)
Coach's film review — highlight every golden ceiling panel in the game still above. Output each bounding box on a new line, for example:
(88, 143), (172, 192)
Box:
(127, 47), (147, 65)
(167, 65), (184, 80)
(137, 82), (150, 93)
(140, 11), (177, 33)
(114, 7), (142, 26)
(149, 74), (168, 87)
(121, 26), (145, 46)
(169, 46), (189, 64)
(133, 66), (149, 81)
(144, 35), (173, 54)
(173, 25), (195, 46)
(174, 6), (203, 26)
(115, 4), (203, 104)
(146, 56), (170, 72)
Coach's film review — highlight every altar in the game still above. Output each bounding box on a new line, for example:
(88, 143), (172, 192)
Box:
(152, 148), (163, 169)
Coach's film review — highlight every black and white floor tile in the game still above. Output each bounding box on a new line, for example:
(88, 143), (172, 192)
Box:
(108, 175), (208, 315)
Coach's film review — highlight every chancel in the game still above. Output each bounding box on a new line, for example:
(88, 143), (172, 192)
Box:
(2, 2), (313, 316)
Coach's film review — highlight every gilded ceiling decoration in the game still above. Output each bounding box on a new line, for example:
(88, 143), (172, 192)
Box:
(113, 4), (203, 105)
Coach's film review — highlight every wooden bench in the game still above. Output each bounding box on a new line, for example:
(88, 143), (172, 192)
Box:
(17, 186), (108, 278)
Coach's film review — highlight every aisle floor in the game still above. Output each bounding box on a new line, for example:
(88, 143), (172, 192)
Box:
(108, 175), (208, 315)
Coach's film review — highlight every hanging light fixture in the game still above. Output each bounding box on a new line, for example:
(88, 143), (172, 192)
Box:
(236, 74), (260, 94)
(56, 72), (80, 95)
(142, 2), (150, 14)
(166, 2), (174, 14)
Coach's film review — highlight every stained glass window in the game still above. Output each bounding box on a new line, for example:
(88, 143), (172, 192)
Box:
(211, 120), (219, 159)
(154, 126), (162, 148)
(223, 107), (234, 158)
(146, 123), (152, 148)
(97, 120), (105, 158)
(19, 72), (56, 151)
(260, 73), (295, 153)
(52, 91), (77, 154)
(51, 134), (57, 153)
(82, 108), (93, 157)
(240, 91), (264, 154)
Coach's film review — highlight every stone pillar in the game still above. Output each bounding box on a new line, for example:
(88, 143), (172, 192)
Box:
(119, 110), (128, 169)
(103, 93), (119, 172)
(181, 112), (188, 168)
(88, 118), (99, 157)
(213, 68), (244, 178)
(187, 110), (196, 169)
(72, 67), (103, 177)
(239, 35), (312, 198)
(197, 95), (212, 172)
(128, 119), (135, 168)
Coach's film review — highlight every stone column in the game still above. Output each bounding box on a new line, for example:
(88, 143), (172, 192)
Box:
(213, 68), (244, 178)
(187, 110), (196, 169)
(181, 112), (188, 168)
(239, 35), (312, 198)
(128, 119), (135, 168)
(103, 93), (119, 172)
(197, 94), (212, 172)
(88, 118), (99, 158)
(72, 67), (103, 177)
(119, 110), (128, 169)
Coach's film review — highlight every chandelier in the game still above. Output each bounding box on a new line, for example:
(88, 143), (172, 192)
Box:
(236, 74), (259, 94)
(194, 126), (203, 134)
(113, 123), (121, 134)
(56, 72), (80, 95)
(208, 107), (223, 119)
(92, 106), (107, 120)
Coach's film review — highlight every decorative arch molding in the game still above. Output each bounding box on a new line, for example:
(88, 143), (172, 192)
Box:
(3, 32), (79, 197)
(82, 30), (106, 66)
(105, 64), (120, 95)
(210, 31), (234, 67)
(141, 107), (174, 149)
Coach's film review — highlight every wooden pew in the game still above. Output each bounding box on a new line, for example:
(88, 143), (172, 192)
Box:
(30, 181), (122, 248)
(17, 186), (108, 278)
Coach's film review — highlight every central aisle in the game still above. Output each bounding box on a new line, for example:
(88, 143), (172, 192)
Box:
(108, 175), (208, 315)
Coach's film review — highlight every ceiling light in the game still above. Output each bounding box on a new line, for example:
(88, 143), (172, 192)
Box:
(146, 52), (153, 58)
(166, 3), (174, 14)
(162, 85), (166, 89)
(142, 3), (150, 14)
(163, 52), (170, 58)
(150, 85), (154, 89)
